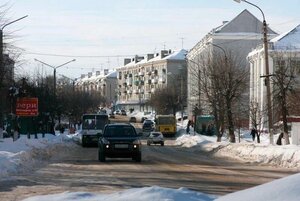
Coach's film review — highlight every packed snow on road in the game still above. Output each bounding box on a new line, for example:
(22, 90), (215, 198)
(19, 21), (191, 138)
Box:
(1, 127), (300, 201)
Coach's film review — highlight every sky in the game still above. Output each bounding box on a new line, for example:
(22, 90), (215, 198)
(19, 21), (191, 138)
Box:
(2, 0), (300, 79)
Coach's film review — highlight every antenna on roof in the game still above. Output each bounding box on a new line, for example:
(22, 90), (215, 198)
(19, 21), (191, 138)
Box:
(179, 37), (185, 49)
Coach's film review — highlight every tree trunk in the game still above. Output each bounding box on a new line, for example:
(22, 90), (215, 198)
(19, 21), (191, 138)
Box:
(281, 91), (290, 144)
(226, 98), (235, 143)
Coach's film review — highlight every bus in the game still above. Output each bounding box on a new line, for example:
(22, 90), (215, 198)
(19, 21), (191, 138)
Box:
(155, 115), (177, 137)
(81, 113), (110, 146)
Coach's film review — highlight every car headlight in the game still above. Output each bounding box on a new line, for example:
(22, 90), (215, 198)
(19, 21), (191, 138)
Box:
(133, 139), (140, 148)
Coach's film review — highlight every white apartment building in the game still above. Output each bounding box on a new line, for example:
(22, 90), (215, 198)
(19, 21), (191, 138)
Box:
(248, 24), (300, 131)
(116, 49), (187, 111)
(75, 69), (117, 106)
(186, 9), (277, 124)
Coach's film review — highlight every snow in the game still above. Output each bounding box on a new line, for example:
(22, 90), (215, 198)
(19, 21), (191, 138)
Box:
(1, 126), (300, 201)
(270, 24), (300, 50)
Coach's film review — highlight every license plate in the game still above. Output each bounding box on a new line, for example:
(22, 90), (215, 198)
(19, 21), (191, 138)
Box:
(115, 144), (129, 149)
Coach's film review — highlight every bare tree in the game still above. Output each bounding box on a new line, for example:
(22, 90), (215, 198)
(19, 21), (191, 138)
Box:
(272, 51), (300, 145)
(249, 99), (265, 143)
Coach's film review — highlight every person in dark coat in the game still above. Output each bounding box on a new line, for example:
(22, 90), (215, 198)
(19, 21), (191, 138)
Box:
(186, 120), (192, 134)
(276, 133), (284, 145)
(250, 128), (257, 141)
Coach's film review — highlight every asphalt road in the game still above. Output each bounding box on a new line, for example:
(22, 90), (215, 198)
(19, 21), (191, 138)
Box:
(0, 115), (298, 201)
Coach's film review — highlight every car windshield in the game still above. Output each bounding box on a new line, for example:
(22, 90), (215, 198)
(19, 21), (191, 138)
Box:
(82, 115), (109, 130)
(104, 126), (136, 137)
(151, 133), (161, 137)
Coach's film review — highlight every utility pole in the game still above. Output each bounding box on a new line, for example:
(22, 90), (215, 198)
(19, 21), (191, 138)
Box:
(0, 15), (28, 137)
(234, 0), (274, 144)
(34, 58), (76, 96)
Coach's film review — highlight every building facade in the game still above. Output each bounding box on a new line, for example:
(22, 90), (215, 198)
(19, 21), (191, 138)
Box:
(248, 24), (300, 131)
(75, 69), (117, 106)
(186, 9), (277, 122)
(116, 49), (187, 112)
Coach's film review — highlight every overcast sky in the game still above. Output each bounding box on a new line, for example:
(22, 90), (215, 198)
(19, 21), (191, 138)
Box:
(3, 0), (300, 78)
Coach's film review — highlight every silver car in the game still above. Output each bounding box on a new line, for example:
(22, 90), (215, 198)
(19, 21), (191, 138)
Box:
(147, 132), (164, 146)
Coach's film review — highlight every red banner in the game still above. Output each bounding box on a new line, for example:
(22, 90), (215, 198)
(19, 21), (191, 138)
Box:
(16, 98), (39, 116)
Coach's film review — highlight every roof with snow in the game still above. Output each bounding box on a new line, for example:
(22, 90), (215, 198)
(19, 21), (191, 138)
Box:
(270, 24), (300, 50)
(213, 9), (277, 34)
(118, 49), (187, 69)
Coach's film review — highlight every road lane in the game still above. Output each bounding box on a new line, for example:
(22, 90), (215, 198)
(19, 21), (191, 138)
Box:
(0, 138), (297, 201)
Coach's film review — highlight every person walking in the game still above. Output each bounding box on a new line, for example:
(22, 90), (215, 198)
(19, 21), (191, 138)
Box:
(250, 128), (256, 141)
(186, 120), (192, 134)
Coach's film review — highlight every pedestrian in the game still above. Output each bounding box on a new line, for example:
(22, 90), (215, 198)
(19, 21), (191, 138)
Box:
(250, 128), (256, 141)
(276, 132), (284, 145)
(186, 120), (192, 134)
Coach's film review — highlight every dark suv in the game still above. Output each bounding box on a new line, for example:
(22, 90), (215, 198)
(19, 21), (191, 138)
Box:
(142, 119), (155, 132)
(98, 123), (142, 162)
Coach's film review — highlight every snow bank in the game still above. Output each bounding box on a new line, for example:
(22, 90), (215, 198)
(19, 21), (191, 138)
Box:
(176, 134), (300, 169)
(216, 172), (300, 201)
(22, 186), (217, 201)
(0, 134), (74, 177)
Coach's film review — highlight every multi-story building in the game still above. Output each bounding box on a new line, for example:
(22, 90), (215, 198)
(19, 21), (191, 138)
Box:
(116, 49), (187, 112)
(248, 24), (300, 131)
(75, 69), (117, 106)
(186, 9), (277, 122)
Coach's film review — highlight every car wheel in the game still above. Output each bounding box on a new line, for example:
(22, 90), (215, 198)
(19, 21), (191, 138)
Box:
(161, 142), (164, 146)
(98, 150), (106, 162)
(147, 142), (150, 146)
(82, 136), (86, 147)
(134, 152), (142, 162)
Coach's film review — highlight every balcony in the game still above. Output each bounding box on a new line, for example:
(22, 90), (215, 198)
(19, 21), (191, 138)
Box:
(151, 78), (158, 84)
(159, 77), (166, 83)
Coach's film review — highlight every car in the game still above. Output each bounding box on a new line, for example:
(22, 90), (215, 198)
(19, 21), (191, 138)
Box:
(98, 123), (142, 162)
(142, 119), (155, 132)
(147, 132), (164, 146)
(141, 117), (148, 123)
(129, 116), (137, 123)
(114, 110), (121, 115)
(121, 109), (127, 116)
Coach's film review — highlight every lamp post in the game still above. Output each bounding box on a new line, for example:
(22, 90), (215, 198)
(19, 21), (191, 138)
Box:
(34, 58), (76, 95)
(0, 15), (28, 137)
(207, 42), (227, 62)
(233, 0), (273, 144)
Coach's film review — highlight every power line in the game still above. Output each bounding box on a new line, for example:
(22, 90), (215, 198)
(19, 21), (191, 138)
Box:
(25, 51), (135, 58)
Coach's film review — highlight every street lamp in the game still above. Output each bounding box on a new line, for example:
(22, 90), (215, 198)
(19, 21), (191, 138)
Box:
(207, 42), (227, 62)
(0, 15), (28, 137)
(34, 58), (76, 95)
(233, 0), (274, 144)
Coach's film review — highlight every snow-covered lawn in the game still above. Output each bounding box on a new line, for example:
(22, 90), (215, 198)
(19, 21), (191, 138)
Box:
(1, 129), (300, 201)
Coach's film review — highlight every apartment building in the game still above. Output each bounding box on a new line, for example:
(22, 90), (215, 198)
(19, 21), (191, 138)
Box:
(248, 24), (300, 131)
(116, 49), (187, 111)
(186, 9), (277, 122)
(75, 69), (117, 105)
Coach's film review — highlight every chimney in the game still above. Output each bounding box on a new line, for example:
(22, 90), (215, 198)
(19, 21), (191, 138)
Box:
(81, 74), (85, 79)
(135, 55), (144, 63)
(124, 58), (131, 65)
(160, 50), (169, 59)
(104, 69), (109, 75)
(222, 21), (228, 24)
(96, 71), (100, 76)
(147, 54), (154, 61)
(88, 72), (92, 78)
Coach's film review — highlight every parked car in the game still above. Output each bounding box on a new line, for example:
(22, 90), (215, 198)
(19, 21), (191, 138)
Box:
(141, 117), (148, 123)
(129, 116), (137, 123)
(98, 123), (142, 162)
(142, 119), (155, 132)
(147, 132), (164, 146)
(114, 110), (121, 115)
(121, 109), (127, 116)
